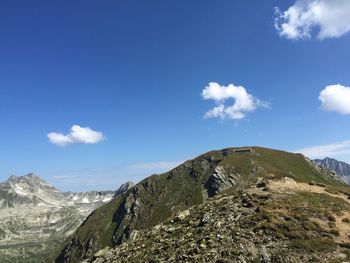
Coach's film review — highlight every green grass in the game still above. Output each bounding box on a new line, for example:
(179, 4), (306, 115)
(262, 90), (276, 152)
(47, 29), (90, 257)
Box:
(289, 238), (336, 252)
(242, 189), (350, 256)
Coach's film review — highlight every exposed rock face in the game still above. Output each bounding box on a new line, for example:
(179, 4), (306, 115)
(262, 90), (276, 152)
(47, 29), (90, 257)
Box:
(0, 174), (133, 263)
(315, 157), (350, 183)
(52, 147), (345, 263)
(204, 166), (239, 197)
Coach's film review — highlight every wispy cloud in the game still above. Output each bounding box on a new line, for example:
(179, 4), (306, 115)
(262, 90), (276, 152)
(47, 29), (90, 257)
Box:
(128, 160), (184, 170)
(275, 0), (350, 40)
(201, 82), (269, 120)
(295, 140), (350, 158)
(50, 175), (78, 179)
(47, 125), (105, 147)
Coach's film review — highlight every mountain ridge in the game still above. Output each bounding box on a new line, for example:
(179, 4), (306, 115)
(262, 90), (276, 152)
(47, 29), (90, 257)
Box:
(51, 146), (345, 262)
(315, 157), (350, 183)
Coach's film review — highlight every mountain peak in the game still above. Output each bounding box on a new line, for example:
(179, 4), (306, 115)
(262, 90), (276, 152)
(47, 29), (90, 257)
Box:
(0, 173), (63, 208)
(114, 181), (134, 196)
(14, 173), (52, 188)
(6, 173), (43, 184)
(314, 157), (350, 184)
(6, 175), (18, 183)
(119, 181), (134, 191)
(25, 172), (39, 178)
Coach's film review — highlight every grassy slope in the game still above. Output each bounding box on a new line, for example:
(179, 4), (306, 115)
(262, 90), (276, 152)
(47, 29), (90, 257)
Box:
(51, 167), (209, 262)
(91, 183), (350, 262)
(51, 146), (346, 262)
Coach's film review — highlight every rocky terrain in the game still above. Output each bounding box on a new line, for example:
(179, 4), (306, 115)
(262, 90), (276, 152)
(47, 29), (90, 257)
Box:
(315, 157), (350, 183)
(0, 174), (133, 263)
(51, 147), (347, 263)
(87, 177), (350, 262)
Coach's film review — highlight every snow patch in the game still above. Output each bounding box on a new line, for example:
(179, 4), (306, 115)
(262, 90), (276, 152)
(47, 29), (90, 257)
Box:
(14, 187), (28, 196)
(102, 197), (112, 203)
(15, 184), (24, 191)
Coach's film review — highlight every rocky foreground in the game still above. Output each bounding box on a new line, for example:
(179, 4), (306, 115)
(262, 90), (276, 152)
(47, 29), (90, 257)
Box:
(87, 177), (350, 263)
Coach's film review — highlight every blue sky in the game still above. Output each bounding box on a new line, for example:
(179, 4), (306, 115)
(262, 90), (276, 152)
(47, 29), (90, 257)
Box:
(1, 0), (350, 191)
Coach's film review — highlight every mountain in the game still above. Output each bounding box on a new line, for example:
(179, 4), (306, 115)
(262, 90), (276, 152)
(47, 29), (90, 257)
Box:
(315, 157), (350, 183)
(51, 147), (347, 263)
(0, 174), (133, 263)
(86, 177), (350, 263)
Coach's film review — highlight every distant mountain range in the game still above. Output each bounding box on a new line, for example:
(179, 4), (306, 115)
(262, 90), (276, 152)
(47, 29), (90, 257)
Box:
(0, 173), (133, 263)
(314, 157), (350, 183)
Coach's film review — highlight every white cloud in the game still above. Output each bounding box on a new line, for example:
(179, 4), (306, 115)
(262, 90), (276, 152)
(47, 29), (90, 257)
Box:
(47, 125), (105, 147)
(275, 0), (350, 40)
(201, 82), (268, 120)
(319, 84), (350, 114)
(296, 140), (350, 158)
(128, 160), (184, 171)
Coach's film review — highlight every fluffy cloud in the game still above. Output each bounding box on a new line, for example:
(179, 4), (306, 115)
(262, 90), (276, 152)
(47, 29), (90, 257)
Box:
(201, 82), (268, 120)
(319, 84), (350, 114)
(47, 125), (105, 147)
(296, 140), (350, 158)
(275, 0), (350, 40)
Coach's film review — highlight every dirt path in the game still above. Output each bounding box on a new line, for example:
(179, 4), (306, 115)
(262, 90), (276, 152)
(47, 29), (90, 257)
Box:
(269, 177), (350, 242)
(269, 178), (350, 205)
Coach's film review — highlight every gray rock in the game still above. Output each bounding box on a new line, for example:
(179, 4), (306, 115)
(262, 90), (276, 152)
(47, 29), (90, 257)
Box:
(176, 210), (190, 221)
(256, 177), (267, 188)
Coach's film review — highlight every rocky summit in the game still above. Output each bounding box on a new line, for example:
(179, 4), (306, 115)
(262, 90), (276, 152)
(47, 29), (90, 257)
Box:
(0, 174), (133, 263)
(51, 147), (350, 263)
